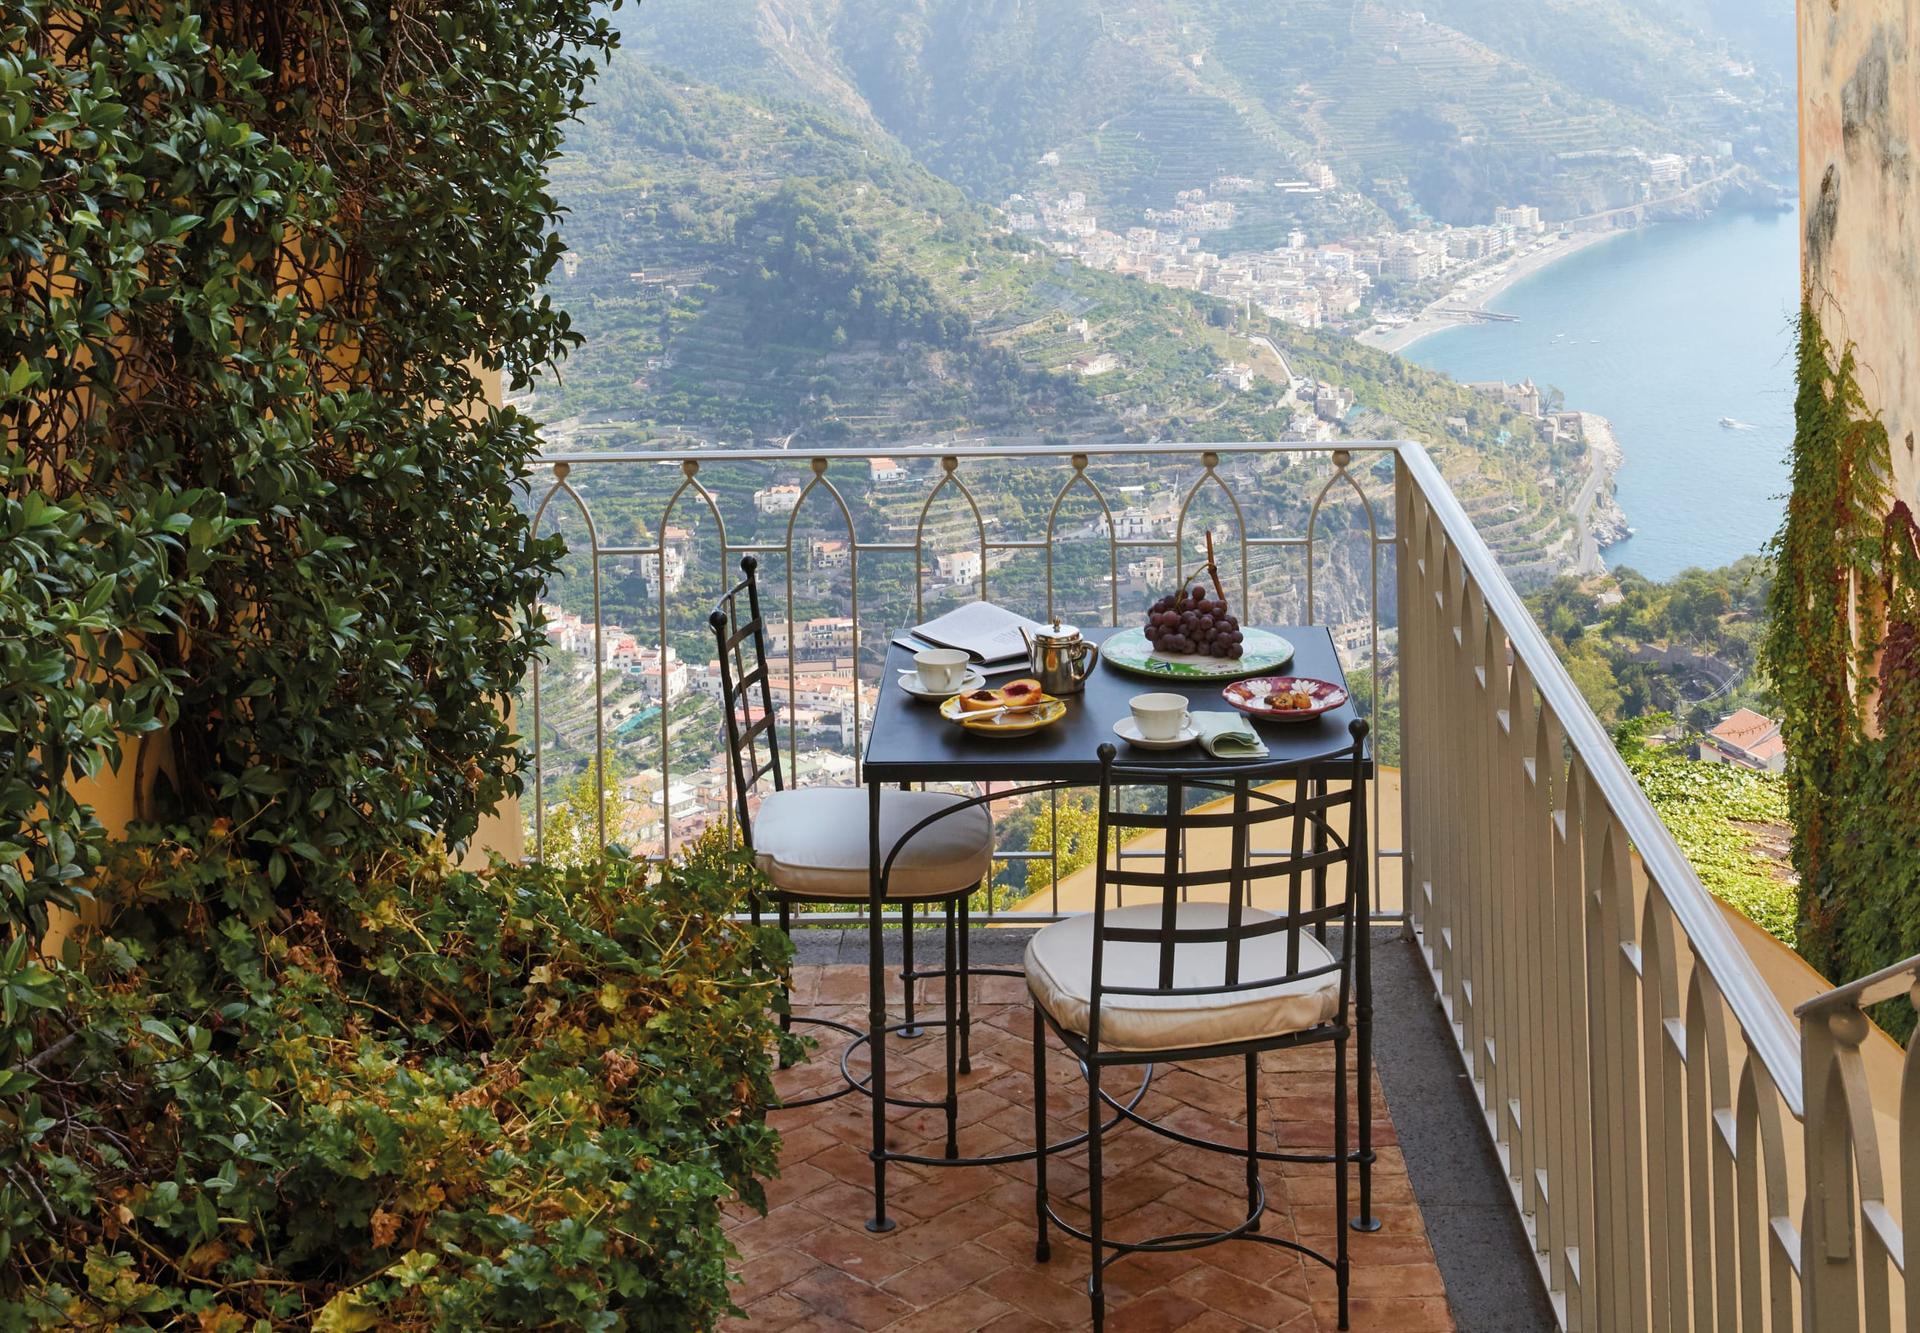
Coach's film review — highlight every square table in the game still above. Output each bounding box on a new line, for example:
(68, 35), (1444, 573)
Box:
(865, 625), (1366, 784)
(853, 625), (1377, 1233)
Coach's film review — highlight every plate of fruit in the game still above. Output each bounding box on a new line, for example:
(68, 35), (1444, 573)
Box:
(1221, 676), (1349, 722)
(938, 678), (1067, 736)
(1101, 534), (1294, 681)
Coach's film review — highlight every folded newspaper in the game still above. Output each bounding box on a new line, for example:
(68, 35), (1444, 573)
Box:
(893, 601), (1048, 667)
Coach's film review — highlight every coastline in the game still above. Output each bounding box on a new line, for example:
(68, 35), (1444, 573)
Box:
(1357, 228), (1624, 356)
(1574, 411), (1631, 576)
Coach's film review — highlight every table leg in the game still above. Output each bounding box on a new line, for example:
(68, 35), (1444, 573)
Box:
(866, 778), (894, 1233)
(1352, 772), (1379, 1233)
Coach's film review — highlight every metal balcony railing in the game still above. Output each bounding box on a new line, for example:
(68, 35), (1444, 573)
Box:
(522, 436), (1914, 1331)
(524, 440), (1400, 919)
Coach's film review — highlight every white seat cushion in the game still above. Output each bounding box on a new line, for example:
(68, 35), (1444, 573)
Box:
(1025, 903), (1342, 1053)
(751, 787), (993, 901)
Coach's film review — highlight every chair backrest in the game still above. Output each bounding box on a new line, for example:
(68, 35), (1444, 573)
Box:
(709, 556), (783, 841)
(1084, 720), (1371, 1050)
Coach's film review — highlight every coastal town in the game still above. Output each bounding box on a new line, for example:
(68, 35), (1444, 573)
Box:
(1000, 147), (1741, 346)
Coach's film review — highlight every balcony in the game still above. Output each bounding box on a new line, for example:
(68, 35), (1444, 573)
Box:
(523, 440), (1918, 1330)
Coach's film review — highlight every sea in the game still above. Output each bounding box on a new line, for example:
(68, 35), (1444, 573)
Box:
(1407, 208), (1800, 581)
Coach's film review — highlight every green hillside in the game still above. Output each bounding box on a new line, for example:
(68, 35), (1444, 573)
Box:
(530, 67), (1587, 586)
(613, 0), (1791, 226)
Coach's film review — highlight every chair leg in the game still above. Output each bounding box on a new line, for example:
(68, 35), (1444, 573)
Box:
(943, 900), (959, 1159)
(958, 892), (973, 1074)
(777, 898), (793, 1069)
(1335, 1033), (1351, 1331)
(1032, 1005), (1051, 1263)
(900, 900), (920, 1038)
(866, 785), (893, 1234)
(1245, 1051), (1261, 1232)
(1088, 1060), (1106, 1332)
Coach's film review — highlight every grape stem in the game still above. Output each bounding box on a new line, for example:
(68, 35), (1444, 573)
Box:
(1203, 530), (1229, 611)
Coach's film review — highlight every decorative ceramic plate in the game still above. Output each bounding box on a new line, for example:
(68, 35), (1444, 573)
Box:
(897, 667), (986, 701)
(939, 692), (1068, 736)
(1099, 627), (1294, 681)
(1222, 676), (1349, 722)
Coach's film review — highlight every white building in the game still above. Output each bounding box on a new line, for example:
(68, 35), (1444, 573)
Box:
(632, 644), (690, 702)
(1212, 362), (1256, 392)
(1648, 154), (1688, 188)
(1493, 204), (1544, 234)
(936, 550), (982, 585)
(753, 484), (803, 515)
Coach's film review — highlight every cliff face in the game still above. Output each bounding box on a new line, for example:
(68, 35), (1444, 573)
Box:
(1800, 0), (1919, 510)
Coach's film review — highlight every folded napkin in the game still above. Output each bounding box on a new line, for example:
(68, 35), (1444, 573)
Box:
(1190, 710), (1269, 760)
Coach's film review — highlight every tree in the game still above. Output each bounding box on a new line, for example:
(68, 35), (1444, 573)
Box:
(1022, 792), (1102, 899)
(1565, 646), (1625, 723)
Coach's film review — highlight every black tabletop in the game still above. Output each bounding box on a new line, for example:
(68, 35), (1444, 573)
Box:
(863, 625), (1367, 785)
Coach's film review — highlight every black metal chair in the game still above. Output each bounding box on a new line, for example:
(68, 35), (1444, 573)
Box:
(1028, 725), (1371, 1331)
(711, 556), (992, 1144)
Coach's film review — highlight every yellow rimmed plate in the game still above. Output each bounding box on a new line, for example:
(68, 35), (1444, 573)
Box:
(939, 692), (1068, 736)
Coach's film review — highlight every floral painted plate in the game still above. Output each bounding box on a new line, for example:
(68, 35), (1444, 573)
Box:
(1099, 627), (1294, 682)
(1222, 676), (1350, 722)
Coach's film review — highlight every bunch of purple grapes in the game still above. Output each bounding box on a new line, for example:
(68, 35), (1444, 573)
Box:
(1144, 585), (1244, 658)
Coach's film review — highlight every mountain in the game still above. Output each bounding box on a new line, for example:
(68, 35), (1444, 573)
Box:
(613, 0), (1794, 229)
(529, 65), (1591, 586)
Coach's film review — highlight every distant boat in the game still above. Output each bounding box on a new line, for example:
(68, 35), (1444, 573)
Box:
(1719, 417), (1757, 431)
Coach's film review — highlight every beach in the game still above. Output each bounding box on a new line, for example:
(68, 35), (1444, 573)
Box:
(1357, 228), (1623, 355)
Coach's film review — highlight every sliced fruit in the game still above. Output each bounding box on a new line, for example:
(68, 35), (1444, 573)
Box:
(957, 688), (1003, 713)
(997, 678), (1044, 705)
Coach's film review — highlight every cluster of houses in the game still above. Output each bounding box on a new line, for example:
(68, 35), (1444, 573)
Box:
(1004, 178), (1562, 333)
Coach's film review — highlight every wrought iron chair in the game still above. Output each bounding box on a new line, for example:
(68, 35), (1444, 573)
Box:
(1028, 725), (1371, 1331)
(711, 555), (993, 1142)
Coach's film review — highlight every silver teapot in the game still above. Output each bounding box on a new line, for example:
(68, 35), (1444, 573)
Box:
(1029, 620), (1098, 695)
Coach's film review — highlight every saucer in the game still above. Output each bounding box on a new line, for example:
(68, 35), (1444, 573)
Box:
(899, 667), (985, 700)
(1112, 716), (1199, 750)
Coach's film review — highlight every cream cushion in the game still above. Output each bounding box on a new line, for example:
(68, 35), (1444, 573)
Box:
(751, 787), (992, 901)
(1025, 903), (1342, 1053)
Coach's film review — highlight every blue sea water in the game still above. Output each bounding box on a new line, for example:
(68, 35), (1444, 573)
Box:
(1407, 210), (1800, 580)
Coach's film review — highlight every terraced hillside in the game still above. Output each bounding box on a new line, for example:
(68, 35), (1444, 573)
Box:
(614, 0), (1789, 226)
(533, 66), (1588, 589)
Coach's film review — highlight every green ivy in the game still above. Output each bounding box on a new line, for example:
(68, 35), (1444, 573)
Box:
(1765, 300), (1920, 1036)
(3, 3), (804, 1325)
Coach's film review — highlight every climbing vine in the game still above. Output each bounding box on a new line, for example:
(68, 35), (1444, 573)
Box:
(3, 4), (798, 1326)
(1765, 299), (1920, 1035)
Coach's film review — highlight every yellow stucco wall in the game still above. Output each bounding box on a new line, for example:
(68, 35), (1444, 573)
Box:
(1800, 0), (1920, 511)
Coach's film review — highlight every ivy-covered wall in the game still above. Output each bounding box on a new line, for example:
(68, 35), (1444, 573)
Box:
(1776, 0), (1920, 1021)
(2, 5), (795, 1327)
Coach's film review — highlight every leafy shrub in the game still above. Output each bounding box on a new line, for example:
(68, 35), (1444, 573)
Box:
(5, 2), (804, 1326)
(6, 828), (795, 1329)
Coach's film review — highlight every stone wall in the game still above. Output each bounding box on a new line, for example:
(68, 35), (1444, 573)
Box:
(1800, 0), (1920, 509)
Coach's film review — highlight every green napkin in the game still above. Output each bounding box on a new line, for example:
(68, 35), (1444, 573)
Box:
(1191, 710), (1269, 760)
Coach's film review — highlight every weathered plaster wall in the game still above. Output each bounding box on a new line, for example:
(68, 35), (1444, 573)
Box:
(1800, 0), (1920, 509)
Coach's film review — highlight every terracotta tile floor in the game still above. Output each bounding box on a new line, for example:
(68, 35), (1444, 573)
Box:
(724, 965), (1454, 1331)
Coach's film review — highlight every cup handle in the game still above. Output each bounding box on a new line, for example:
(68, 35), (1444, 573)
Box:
(1179, 710), (1193, 732)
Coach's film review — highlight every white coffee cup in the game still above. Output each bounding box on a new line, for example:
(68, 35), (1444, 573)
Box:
(914, 647), (970, 693)
(1129, 692), (1192, 741)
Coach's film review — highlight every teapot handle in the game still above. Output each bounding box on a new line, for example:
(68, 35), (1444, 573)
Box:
(1073, 640), (1099, 678)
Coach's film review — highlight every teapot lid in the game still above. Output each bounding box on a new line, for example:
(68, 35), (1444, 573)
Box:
(1035, 619), (1081, 643)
